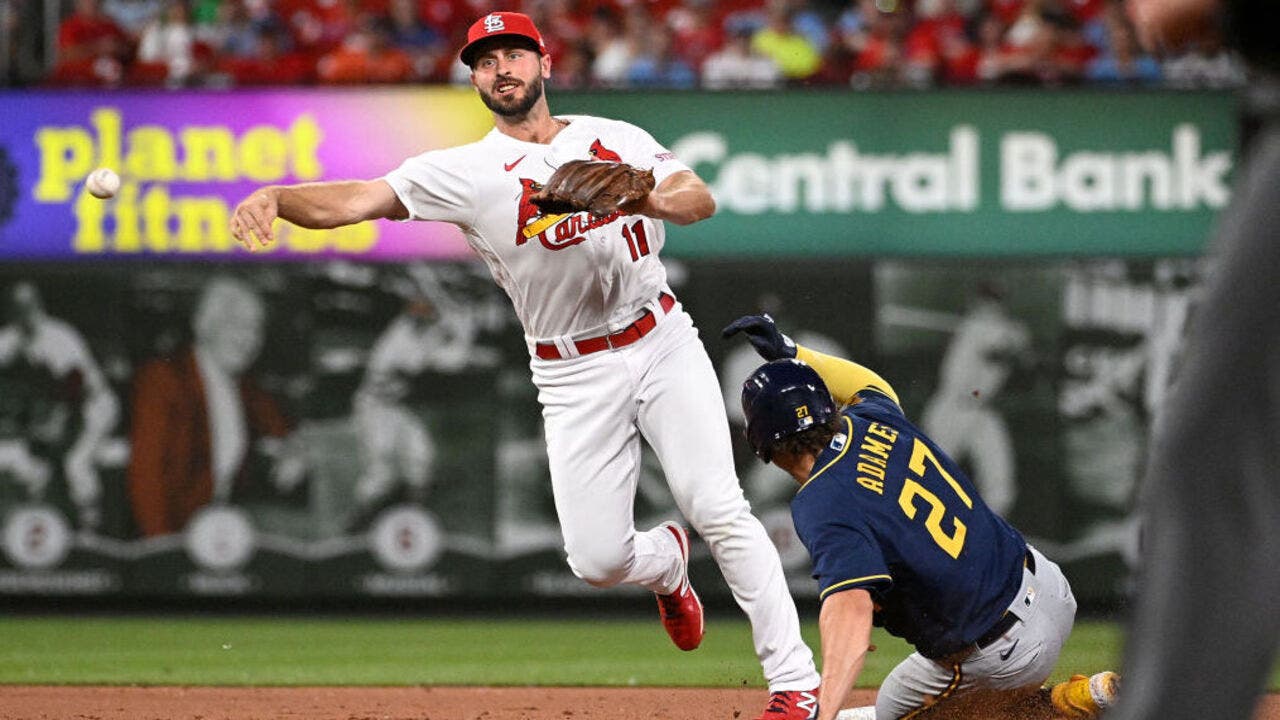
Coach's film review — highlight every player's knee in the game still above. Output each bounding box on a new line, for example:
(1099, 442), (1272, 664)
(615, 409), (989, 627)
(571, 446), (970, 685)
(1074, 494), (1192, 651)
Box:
(565, 543), (631, 588)
(682, 489), (751, 541)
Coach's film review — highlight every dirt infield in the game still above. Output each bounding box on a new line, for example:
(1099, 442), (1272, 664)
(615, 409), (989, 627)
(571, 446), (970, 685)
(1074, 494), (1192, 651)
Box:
(1, 686), (1278, 720)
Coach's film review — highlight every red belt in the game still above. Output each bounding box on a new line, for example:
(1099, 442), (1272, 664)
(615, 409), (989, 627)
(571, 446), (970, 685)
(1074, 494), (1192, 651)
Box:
(535, 293), (676, 360)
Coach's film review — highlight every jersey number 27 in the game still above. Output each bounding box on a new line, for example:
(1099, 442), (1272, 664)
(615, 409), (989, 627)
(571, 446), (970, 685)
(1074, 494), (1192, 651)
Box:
(898, 438), (974, 559)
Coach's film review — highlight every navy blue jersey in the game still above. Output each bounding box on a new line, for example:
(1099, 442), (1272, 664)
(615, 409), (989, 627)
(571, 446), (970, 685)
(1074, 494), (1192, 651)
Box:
(790, 390), (1027, 659)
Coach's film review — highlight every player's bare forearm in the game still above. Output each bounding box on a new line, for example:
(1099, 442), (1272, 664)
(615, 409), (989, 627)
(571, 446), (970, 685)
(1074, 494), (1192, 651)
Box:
(231, 179), (406, 249)
(816, 589), (875, 720)
(639, 170), (715, 225)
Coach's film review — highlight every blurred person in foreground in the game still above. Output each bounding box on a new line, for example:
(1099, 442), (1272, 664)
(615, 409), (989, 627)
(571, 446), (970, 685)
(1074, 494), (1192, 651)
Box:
(1109, 1), (1280, 720)
(724, 313), (1118, 720)
(229, 11), (821, 718)
(128, 277), (304, 537)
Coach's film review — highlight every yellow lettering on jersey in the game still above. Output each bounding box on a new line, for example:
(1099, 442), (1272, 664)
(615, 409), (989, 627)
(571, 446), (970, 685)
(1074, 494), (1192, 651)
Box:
(908, 439), (974, 509)
(857, 476), (885, 495)
(860, 436), (893, 459)
(868, 422), (899, 443)
(856, 462), (885, 481)
(857, 452), (887, 469)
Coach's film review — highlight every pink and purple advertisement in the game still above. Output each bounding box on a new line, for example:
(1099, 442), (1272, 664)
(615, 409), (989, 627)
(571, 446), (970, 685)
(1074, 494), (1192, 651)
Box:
(0, 88), (494, 261)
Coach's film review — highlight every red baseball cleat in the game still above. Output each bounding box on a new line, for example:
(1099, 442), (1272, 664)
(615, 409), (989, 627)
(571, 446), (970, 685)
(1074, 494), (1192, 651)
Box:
(655, 522), (704, 651)
(756, 689), (819, 720)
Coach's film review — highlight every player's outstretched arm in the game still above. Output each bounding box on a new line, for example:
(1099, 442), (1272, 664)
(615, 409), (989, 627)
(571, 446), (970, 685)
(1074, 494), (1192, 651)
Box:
(722, 313), (900, 406)
(627, 170), (715, 226)
(795, 346), (901, 408)
(815, 589), (875, 720)
(231, 179), (408, 249)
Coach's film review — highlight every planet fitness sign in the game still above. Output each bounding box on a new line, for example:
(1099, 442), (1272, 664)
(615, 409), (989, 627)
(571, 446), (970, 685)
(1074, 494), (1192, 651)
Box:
(0, 88), (493, 260)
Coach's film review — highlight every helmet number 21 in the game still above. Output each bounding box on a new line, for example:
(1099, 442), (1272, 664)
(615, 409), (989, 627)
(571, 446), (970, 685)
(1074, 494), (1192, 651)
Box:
(898, 438), (974, 559)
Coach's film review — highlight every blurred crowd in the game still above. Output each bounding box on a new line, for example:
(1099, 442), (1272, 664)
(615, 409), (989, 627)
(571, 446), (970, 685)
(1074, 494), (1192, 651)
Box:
(1, 0), (1247, 89)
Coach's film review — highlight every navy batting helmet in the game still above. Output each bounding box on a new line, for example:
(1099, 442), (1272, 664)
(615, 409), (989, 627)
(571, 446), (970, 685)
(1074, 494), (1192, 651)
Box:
(741, 359), (837, 462)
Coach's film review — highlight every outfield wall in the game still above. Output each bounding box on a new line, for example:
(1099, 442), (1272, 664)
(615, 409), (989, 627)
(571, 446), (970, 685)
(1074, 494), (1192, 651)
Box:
(0, 89), (1236, 604)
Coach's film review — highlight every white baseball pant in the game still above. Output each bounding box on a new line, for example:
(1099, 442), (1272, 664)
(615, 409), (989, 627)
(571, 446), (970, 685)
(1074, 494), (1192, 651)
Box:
(873, 545), (1076, 720)
(530, 303), (819, 691)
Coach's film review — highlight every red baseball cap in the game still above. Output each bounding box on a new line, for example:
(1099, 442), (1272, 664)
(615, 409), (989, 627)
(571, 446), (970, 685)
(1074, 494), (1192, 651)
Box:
(459, 11), (548, 67)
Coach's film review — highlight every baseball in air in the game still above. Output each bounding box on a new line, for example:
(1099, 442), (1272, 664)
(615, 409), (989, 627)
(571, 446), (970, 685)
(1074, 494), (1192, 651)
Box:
(85, 167), (120, 199)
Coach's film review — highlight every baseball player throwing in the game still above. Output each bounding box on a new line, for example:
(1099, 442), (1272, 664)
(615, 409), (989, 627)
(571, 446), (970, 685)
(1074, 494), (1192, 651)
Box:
(724, 314), (1119, 720)
(230, 12), (819, 718)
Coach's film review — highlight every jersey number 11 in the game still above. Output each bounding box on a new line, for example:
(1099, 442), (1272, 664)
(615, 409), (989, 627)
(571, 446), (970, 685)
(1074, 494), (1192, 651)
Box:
(622, 221), (651, 261)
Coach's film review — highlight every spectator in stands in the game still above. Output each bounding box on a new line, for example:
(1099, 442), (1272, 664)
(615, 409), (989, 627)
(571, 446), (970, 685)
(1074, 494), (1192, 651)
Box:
(137, 0), (199, 85)
(830, 0), (872, 78)
(244, 0), (284, 33)
(103, 0), (165, 36)
(278, 0), (358, 54)
(901, 0), (970, 85)
(4, 0), (50, 85)
(936, 10), (983, 84)
(317, 15), (412, 83)
(20, 0), (1233, 90)
(1060, 0), (1105, 25)
(1049, 15), (1096, 83)
(990, 0), (1056, 82)
(752, 0), (822, 81)
(526, 0), (589, 68)
(221, 25), (313, 84)
(975, 12), (1014, 81)
(196, 0), (271, 59)
(588, 6), (632, 86)
(703, 23), (782, 89)
(1162, 31), (1246, 89)
(849, 0), (907, 87)
(1084, 2), (1160, 83)
(553, 39), (596, 89)
(626, 23), (697, 88)
(666, 0), (724, 72)
(52, 0), (131, 85)
(988, 0), (1026, 27)
(386, 0), (446, 80)
(786, 0), (831, 56)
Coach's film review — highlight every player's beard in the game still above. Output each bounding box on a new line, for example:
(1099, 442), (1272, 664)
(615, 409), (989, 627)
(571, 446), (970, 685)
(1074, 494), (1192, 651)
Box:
(479, 74), (544, 119)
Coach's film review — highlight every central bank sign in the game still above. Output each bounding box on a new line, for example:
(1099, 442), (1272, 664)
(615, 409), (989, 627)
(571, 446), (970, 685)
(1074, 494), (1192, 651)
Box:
(677, 125), (1229, 215)
(563, 90), (1237, 257)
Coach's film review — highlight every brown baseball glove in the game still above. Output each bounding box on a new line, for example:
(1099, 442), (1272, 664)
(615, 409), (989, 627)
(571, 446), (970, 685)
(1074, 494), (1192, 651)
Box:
(531, 160), (655, 218)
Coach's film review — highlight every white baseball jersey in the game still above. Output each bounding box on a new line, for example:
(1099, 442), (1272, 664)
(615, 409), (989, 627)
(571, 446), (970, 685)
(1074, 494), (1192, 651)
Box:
(383, 115), (690, 345)
(386, 112), (820, 693)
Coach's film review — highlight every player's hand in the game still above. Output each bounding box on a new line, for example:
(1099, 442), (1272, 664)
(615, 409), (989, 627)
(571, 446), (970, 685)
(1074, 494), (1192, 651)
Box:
(231, 189), (280, 250)
(722, 314), (797, 360)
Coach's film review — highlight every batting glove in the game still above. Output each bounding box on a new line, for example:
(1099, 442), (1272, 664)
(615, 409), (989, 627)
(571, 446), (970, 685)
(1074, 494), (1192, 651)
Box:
(721, 314), (798, 360)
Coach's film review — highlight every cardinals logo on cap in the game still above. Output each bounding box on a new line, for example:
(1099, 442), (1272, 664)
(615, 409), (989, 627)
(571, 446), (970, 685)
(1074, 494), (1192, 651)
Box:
(483, 13), (505, 33)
